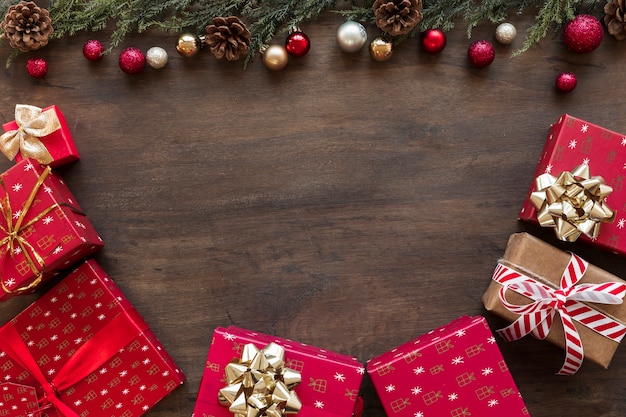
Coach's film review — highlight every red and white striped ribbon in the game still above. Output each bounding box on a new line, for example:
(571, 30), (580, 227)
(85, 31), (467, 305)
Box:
(492, 253), (626, 375)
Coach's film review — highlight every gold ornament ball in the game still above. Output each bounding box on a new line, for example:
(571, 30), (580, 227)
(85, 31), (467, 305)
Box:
(495, 23), (517, 45)
(176, 33), (201, 57)
(369, 37), (393, 61)
(146, 46), (168, 69)
(263, 45), (289, 70)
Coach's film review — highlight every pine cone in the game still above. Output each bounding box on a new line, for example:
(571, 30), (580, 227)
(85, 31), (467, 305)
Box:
(373, 0), (423, 37)
(205, 16), (251, 61)
(1, 1), (53, 52)
(605, 0), (626, 40)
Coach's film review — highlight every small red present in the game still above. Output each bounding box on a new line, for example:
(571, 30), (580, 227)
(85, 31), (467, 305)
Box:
(192, 326), (365, 417)
(0, 259), (186, 417)
(519, 114), (626, 256)
(0, 158), (103, 301)
(1, 104), (80, 167)
(367, 316), (530, 417)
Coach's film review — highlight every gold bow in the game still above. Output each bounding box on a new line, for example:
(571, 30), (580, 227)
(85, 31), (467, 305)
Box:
(530, 164), (615, 241)
(0, 104), (60, 165)
(218, 342), (302, 417)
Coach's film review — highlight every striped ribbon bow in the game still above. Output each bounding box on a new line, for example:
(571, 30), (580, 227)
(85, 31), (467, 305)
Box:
(492, 254), (626, 375)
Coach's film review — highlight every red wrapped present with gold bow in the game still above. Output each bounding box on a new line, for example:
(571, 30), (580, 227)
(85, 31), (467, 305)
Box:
(1, 104), (80, 168)
(0, 158), (103, 301)
(0, 259), (186, 417)
(192, 326), (365, 417)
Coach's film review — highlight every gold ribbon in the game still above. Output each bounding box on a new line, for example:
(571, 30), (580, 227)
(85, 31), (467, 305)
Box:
(0, 104), (60, 165)
(530, 164), (615, 242)
(218, 342), (302, 417)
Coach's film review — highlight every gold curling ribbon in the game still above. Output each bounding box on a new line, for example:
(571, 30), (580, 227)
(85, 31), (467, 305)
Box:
(218, 342), (302, 417)
(530, 164), (616, 242)
(0, 104), (60, 165)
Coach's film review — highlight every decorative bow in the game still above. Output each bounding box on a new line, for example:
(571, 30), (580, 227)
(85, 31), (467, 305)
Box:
(219, 342), (302, 417)
(530, 164), (615, 242)
(0, 104), (60, 165)
(492, 253), (626, 375)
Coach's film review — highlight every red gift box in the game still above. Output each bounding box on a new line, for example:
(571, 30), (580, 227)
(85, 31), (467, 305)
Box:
(0, 259), (186, 417)
(192, 326), (365, 417)
(519, 114), (626, 256)
(366, 316), (530, 417)
(2, 104), (80, 168)
(0, 158), (103, 301)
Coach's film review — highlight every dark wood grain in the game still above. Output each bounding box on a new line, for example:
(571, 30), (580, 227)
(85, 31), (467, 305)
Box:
(1, 11), (626, 417)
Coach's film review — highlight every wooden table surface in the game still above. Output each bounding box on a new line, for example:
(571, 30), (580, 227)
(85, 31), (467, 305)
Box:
(1, 9), (626, 417)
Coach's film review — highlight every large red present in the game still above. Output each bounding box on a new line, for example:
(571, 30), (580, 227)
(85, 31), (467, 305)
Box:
(0, 158), (103, 301)
(0, 259), (186, 417)
(1, 104), (80, 167)
(366, 316), (530, 417)
(192, 326), (365, 417)
(519, 114), (626, 256)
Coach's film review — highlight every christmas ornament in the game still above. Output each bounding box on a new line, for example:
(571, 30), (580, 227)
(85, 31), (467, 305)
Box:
(336, 21), (367, 53)
(146, 46), (168, 69)
(369, 37), (393, 61)
(263, 45), (289, 70)
(118, 47), (146, 74)
(555, 72), (577, 92)
(495, 23), (517, 44)
(467, 40), (495, 68)
(285, 29), (310, 57)
(1, 1), (53, 52)
(421, 28), (446, 53)
(176, 33), (203, 57)
(82, 39), (104, 61)
(26, 57), (47, 78)
(205, 16), (251, 61)
(604, 0), (626, 40)
(372, 0), (423, 36)
(562, 14), (603, 53)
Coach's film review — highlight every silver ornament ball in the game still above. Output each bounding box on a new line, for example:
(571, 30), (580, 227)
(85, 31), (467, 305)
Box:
(337, 21), (367, 53)
(146, 46), (168, 69)
(495, 23), (517, 45)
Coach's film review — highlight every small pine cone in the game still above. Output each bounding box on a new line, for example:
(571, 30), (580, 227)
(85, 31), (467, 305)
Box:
(373, 0), (423, 37)
(205, 16), (251, 61)
(605, 0), (626, 40)
(1, 1), (53, 52)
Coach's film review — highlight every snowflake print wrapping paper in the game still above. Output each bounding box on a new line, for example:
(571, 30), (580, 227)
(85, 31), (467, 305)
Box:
(366, 316), (529, 417)
(0, 259), (186, 417)
(0, 158), (103, 301)
(519, 114), (626, 257)
(192, 326), (365, 417)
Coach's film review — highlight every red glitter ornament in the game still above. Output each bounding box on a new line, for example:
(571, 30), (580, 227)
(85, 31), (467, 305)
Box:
(26, 57), (48, 78)
(83, 39), (104, 61)
(555, 72), (577, 92)
(285, 30), (310, 57)
(118, 47), (146, 74)
(421, 29), (446, 54)
(562, 14), (603, 53)
(467, 40), (495, 68)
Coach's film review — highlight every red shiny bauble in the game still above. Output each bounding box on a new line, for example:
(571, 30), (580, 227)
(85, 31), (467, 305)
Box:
(83, 39), (104, 61)
(562, 14), (603, 53)
(285, 31), (310, 57)
(421, 29), (446, 54)
(467, 40), (495, 68)
(555, 72), (577, 92)
(119, 47), (146, 74)
(26, 57), (48, 78)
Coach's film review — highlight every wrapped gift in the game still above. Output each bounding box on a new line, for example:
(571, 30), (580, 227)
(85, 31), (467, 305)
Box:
(0, 259), (186, 417)
(1, 104), (80, 167)
(0, 158), (103, 301)
(483, 232), (626, 375)
(366, 316), (529, 417)
(519, 114), (626, 256)
(192, 326), (365, 417)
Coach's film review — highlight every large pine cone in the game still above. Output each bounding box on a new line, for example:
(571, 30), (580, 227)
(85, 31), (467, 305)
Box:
(205, 16), (251, 61)
(373, 0), (423, 36)
(605, 0), (626, 40)
(1, 1), (53, 52)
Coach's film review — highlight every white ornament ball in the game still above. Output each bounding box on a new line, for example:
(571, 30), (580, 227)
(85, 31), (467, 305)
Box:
(146, 46), (168, 69)
(336, 21), (367, 53)
(495, 23), (517, 45)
